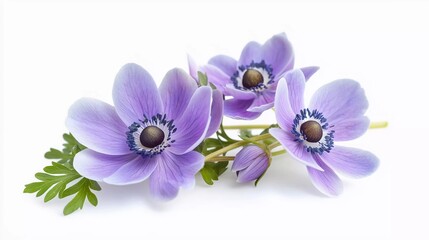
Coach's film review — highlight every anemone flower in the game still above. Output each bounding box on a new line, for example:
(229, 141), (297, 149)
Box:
(200, 33), (319, 119)
(269, 69), (379, 196)
(187, 55), (223, 137)
(66, 63), (213, 200)
(231, 145), (270, 183)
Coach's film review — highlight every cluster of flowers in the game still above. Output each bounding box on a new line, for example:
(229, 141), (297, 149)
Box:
(66, 33), (379, 200)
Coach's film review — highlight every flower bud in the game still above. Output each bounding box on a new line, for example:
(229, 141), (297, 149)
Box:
(231, 145), (270, 183)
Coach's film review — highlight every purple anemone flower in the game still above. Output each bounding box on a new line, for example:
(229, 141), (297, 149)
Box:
(200, 33), (319, 120)
(231, 145), (269, 183)
(187, 55), (223, 137)
(269, 69), (379, 196)
(66, 63), (213, 200)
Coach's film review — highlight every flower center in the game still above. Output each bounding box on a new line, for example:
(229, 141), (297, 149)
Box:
(140, 126), (165, 148)
(300, 120), (323, 143)
(126, 114), (176, 157)
(291, 108), (335, 154)
(231, 60), (274, 93)
(242, 69), (263, 89)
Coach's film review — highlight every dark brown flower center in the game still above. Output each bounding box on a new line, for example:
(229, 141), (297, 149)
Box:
(242, 69), (263, 88)
(140, 126), (165, 148)
(300, 120), (323, 143)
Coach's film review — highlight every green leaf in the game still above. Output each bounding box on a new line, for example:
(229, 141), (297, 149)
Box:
(200, 167), (214, 185)
(213, 161), (228, 176)
(89, 180), (102, 191)
(86, 191), (98, 206)
(202, 138), (224, 155)
(199, 161), (229, 185)
(63, 133), (78, 145)
(36, 184), (52, 197)
(204, 138), (223, 149)
(216, 123), (238, 144)
(63, 191), (86, 215)
(198, 71), (208, 86)
(209, 82), (217, 90)
(44, 183), (66, 202)
(194, 141), (204, 153)
(44, 148), (63, 159)
(35, 172), (56, 181)
(62, 133), (86, 157)
(24, 182), (44, 193)
(25, 133), (101, 215)
(43, 163), (72, 174)
(207, 167), (219, 180)
(61, 178), (87, 198)
(239, 129), (253, 139)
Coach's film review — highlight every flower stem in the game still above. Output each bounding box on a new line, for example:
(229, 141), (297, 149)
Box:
(223, 124), (272, 130)
(206, 149), (288, 162)
(272, 149), (287, 157)
(205, 156), (235, 162)
(204, 133), (273, 161)
(369, 121), (388, 129)
(267, 141), (282, 150)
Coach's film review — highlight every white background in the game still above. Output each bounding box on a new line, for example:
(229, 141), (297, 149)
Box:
(1, 0), (429, 239)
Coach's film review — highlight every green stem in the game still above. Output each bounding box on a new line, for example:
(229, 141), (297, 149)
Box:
(204, 133), (273, 161)
(267, 141), (282, 150)
(369, 121), (388, 129)
(205, 156), (235, 162)
(267, 141), (286, 157)
(272, 149), (287, 157)
(223, 124), (272, 130)
(206, 149), (288, 162)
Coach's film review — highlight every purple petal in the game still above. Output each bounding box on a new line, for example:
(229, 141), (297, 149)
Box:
(169, 86), (212, 154)
(300, 66), (320, 81)
(285, 69), (306, 113)
(238, 41), (262, 66)
(206, 90), (224, 137)
(307, 155), (343, 196)
(187, 54), (198, 80)
(262, 33), (294, 76)
(333, 116), (370, 141)
(150, 150), (204, 200)
(225, 84), (257, 99)
(231, 145), (264, 171)
(73, 149), (136, 181)
(309, 79), (368, 124)
(65, 98), (130, 155)
(200, 64), (230, 92)
(103, 155), (157, 185)
(321, 146), (379, 178)
(208, 55), (238, 77)
(232, 145), (269, 183)
(237, 154), (269, 183)
(224, 98), (262, 120)
(269, 128), (322, 170)
(273, 79), (295, 130)
(112, 63), (163, 126)
(307, 170), (342, 197)
(247, 90), (275, 112)
(159, 68), (198, 120)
